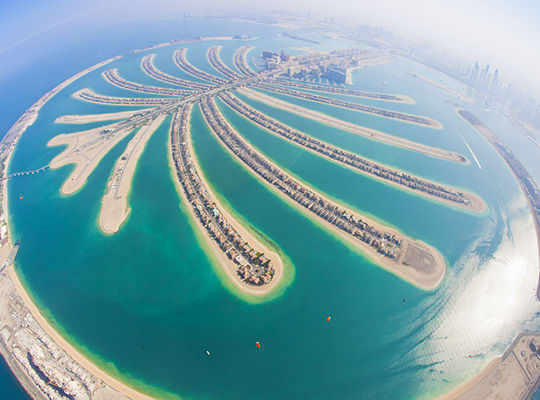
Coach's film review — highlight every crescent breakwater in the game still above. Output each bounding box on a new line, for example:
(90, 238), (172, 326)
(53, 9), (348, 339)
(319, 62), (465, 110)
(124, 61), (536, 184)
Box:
(169, 106), (283, 293)
(174, 48), (226, 85)
(200, 96), (446, 290)
(456, 107), (540, 300)
(103, 68), (193, 97)
(219, 92), (485, 212)
(252, 83), (444, 129)
(141, 54), (211, 90)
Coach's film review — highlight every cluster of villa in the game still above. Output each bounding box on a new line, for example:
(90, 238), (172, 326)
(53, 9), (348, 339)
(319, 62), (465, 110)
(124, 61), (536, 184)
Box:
(170, 107), (275, 286)
(253, 83), (440, 128)
(233, 46), (256, 77)
(207, 46), (243, 80)
(271, 78), (408, 102)
(103, 69), (191, 97)
(174, 48), (226, 85)
(219, 92), (474, 208)
(141, 54), (210, 90)
(200, 97), (403, 260)
(75, 89), (170, 106)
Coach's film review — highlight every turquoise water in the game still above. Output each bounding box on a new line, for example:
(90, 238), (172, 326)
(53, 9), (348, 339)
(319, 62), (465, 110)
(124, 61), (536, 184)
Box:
(3, 19), (539, 400)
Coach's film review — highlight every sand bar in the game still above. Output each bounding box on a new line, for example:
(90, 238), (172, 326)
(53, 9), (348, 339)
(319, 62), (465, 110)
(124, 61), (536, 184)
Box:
(239, 87), (467, 164)
(48, 123), (134, 195)
(99, 114), (166, 234)
(168, 107), (284, 296)
(203, 98), (445, 290)
(55, 109), (154, 124)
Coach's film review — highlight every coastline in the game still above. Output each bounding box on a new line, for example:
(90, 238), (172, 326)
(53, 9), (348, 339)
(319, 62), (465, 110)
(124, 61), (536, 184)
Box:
(438, 333), (540, 399)
(5, 267), (155, 400)
(239, 88), (466, 164)
(167, 111), (287, 299)
(99, 114), (166, 234)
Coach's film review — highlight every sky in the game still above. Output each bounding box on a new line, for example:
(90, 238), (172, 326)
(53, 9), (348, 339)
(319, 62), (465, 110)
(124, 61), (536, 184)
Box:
(1, 0), (539, 93)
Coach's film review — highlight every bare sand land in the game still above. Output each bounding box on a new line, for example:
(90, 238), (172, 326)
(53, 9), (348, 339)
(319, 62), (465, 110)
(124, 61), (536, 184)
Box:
(48, 123), (134, 195)
(99, 114), (166, 234)
(239, 87), (467, 164)
(168, 112), (284, 296)
(206, 101), (445, 290)
(439, 333), (540, 400)
(55, 109), (153, 124)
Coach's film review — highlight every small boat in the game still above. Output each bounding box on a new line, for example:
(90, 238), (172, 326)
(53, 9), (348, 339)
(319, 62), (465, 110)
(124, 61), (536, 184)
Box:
(206, 350), (210, 356)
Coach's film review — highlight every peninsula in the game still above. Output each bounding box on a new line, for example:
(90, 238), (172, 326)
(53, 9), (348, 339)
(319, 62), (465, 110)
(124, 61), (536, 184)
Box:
(141, 54), (211, 90)
(200, 96), (446, 290)
(238, 87), (466, 164)
(169, 106), (283, 292)
(219, 92), (485, 212)
(48, 123), (135, 195)
(73, 88), (170, 106)
(99, 114), (166, 234)
(103, 69), (193, 97)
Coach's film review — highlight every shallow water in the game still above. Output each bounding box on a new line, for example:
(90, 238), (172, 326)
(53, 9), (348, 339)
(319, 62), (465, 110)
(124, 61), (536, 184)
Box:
(1, 18), (539, 399)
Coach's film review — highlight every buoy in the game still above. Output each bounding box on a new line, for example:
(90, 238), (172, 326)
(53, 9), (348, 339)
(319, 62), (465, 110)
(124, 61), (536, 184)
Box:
(206, 350), (210, 356)
(256, 341), (261, 348)
(326, 316), (331, 322)
(19, 196), (23, 200)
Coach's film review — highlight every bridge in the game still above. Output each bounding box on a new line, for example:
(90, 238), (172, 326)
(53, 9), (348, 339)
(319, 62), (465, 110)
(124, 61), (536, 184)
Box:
(0, 165), (49, 181)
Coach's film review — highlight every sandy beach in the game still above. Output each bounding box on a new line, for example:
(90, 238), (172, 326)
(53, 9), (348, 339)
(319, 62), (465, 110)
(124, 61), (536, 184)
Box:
(239, 88), (467, 164)
(168, 110), (284, 296)
(438, 333), (540, 399)
(206, 101), (446, 290)
(55, 109), (153, 124)
(223, 94), (485, 213)
(48, 123), (134, 195)
(99, 114), (166, 234)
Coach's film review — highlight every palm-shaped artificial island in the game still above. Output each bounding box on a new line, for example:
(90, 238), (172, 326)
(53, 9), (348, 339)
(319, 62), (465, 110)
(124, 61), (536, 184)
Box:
(47, 40), (486, 295)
